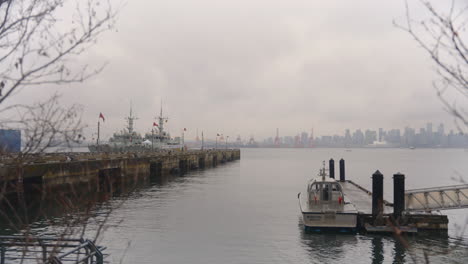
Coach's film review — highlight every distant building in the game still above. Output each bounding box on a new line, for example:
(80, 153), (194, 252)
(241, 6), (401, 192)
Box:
(284, 136), (294, 147)
(426, 122), (433, 145)
(378, 128), (384, 142)
(345, 129), (352, 146)
(301, 132), (309, 147)
(0, 129), (21, 152)
(365, 129), (377, 145)
(437, 123), (444, 135)
(386, 129), (401, 146)
(352, 129), (364, 146)
(403, 127), (415, 147)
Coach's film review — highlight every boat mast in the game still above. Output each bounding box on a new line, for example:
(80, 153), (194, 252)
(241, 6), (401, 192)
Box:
(158, 101), (168, 137)
(126, 103), (138, 134)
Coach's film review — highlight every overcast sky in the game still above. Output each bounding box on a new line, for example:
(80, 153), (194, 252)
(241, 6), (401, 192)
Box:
(13, 0), (463, 141)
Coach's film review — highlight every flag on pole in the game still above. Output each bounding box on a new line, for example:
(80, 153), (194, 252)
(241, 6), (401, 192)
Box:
(99, 113), (105, 122)
(153, 122), (158, 127)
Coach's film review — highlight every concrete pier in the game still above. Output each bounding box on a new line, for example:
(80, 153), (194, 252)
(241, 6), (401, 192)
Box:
(0, 149), (240, 186)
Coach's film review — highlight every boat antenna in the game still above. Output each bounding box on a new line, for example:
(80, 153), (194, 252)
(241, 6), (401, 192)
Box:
(160, 99), (163, 117)
(319, 160), (327, 181)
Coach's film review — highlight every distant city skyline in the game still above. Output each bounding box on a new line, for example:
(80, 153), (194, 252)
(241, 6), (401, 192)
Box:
(253, 121), (468, 148)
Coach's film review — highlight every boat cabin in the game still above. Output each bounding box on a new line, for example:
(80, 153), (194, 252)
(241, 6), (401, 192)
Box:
(307, 178), (344, 208)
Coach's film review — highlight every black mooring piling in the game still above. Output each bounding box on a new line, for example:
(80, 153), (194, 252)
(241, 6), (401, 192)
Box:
(329, 159), (335, 179)
(372, 170), (384, 217)
(339, 159), (345, 182)
(393, 173), (405, 219)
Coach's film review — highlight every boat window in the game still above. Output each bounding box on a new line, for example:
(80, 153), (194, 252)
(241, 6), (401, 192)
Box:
(332, 184), (341, 192)
(322, 184), (330, 201)
(308, 183), (320, 193)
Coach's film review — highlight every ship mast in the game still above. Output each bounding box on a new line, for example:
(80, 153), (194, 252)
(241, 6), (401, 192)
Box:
(126, 104), (138, 134)
(157, 102), (168, 137)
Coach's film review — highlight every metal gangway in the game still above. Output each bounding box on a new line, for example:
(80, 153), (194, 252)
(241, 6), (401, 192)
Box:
(0, 236), (106, 264)
(405, 184), (468, 212)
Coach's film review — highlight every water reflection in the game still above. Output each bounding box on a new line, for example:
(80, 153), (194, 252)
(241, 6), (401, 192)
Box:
(297, 215), (468, 264)
(298, 217), (358, 263)
(393, 236), (406, 264)
(0, 166), (208, 237)
(0, 170), (157, 235)
(371, 236), (384, 264)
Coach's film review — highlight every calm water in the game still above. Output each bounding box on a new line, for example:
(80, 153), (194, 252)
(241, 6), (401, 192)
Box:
(30, 149), (468, 263)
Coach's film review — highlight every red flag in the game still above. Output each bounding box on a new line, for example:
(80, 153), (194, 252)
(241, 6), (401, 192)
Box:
(153, 122), (158, 127)
(99, 113), (105, 122)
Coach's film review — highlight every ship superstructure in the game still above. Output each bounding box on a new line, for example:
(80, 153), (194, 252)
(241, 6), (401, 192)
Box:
(89, 106), (145, 152)
(144, 105), (180, 148)
(89, 104), (180, 152)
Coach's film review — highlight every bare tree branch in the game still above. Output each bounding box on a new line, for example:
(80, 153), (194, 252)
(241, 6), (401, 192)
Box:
(395, 0), (468, 130)
(0, 0), (117, 104)
(0, 1), (121, 262)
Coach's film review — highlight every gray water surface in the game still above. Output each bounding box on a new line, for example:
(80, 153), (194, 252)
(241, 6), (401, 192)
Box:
(76, 149), (468, 263)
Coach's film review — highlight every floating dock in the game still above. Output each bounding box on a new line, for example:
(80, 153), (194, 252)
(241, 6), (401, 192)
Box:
(318, 159), (466, 234)
(341, 180), (448, 233)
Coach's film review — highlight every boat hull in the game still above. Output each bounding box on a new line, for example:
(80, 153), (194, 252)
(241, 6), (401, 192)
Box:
(301, 212), (357, 232)
(304, 225), (357, 233)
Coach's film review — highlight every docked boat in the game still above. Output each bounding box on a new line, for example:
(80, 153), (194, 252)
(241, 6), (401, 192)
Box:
(298, 162), (357, 232)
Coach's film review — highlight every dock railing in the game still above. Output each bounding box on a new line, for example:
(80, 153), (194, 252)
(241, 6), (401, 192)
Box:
(405, 184), (468, 212)
(0, 236), (106, 264)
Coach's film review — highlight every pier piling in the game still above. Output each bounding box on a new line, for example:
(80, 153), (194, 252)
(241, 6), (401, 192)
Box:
(150, 162), (162, 178)
(329, 159), (335, 179)
(393, 173), (405, 219)
(339, 159), (345, 182)
(372, 170), (384, 218)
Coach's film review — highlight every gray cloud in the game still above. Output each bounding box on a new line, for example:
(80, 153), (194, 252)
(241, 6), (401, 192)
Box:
(11, 0), (461, 140)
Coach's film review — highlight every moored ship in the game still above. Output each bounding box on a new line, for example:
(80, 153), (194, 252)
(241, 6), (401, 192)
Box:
(144, 105), (181, 149)
(88, 105), (181, 152)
